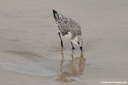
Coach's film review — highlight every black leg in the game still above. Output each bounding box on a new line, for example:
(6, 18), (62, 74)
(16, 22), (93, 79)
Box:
(80, 46), (83, 52)
(71, 42), (75, 50)
(58, 32), (64, 48)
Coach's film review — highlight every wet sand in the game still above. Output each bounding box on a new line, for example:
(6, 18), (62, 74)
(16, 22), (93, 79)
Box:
(0, 0), (128, 85)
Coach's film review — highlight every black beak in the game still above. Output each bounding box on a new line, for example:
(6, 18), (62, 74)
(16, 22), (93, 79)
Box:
(80, 46), (83, 52)
(52, 9), (58, 19)
(52, 9), (57, 14)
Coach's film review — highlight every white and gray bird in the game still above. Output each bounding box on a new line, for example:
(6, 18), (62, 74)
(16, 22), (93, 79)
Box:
(52, 9), (83, 51)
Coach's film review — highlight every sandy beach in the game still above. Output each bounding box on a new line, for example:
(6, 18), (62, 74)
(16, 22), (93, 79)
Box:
(0, 0), (128, 85)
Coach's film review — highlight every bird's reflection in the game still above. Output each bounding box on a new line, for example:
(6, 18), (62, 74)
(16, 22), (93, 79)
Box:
(56, 49), (86, 82)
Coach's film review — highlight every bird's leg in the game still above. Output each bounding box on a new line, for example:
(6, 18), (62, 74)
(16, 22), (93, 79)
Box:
(71, 42), (75, 50)
(58, 32), (64, 48)
(80, 46), (83, 52)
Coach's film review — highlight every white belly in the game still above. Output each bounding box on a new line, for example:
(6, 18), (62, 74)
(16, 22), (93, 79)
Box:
(71, 36), (79, 46)
(63, 32), (72, 39)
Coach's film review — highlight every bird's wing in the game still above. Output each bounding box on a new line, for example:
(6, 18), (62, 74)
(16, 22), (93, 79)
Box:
(53, 10), (81, 37)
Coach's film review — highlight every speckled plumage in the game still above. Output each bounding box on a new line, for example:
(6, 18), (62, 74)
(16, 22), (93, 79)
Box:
(53, 10), (81, 39)
(53, 10), (83, 51)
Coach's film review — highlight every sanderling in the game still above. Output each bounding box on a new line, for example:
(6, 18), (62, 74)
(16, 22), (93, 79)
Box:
(52, 9), (83, 51)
